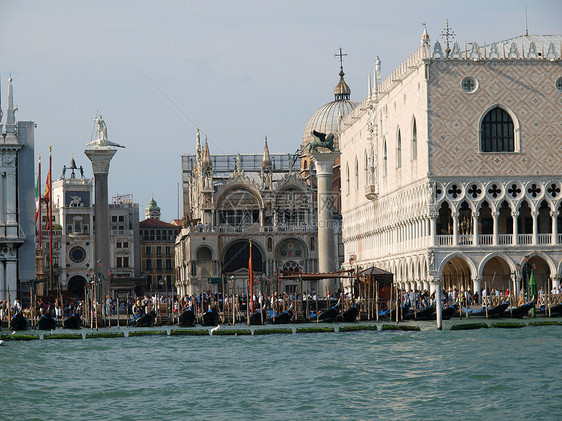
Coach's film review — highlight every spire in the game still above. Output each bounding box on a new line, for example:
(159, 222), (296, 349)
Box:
(196, 128), (201, 160)
(202, 138), (211, 167)
(262, 136), (271, 167)
(421, 23), (430, 46)
(6, 74), (18, 135)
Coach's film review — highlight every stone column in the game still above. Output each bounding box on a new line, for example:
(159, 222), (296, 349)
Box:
(5, 259), (17, 301)
(85, 148), (117, 296)
(472, 212), (479, 246)
(551, 211), (558, 245)
(311, 151), (339, 295)
(552, 274), (561, 289)
(532, 210), (538, 245)
(452, 212), (458, 246)
(473, 275), (482, 304)
(512, 211), (519, 245)
(492, 211), (499, 246)
(429, 213), (437, 247)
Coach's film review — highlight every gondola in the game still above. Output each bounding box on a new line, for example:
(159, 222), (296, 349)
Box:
(460, 302), (509, 318)
(63, 314), (81, 329)
(38, 314), (57, 330)
(506, 303), (533, 318)
(178, 308), (196, 327)
(336, 303), (360, 323)
(309, 304), (340, 323)
(269, 308), (293, 324)
(202, 308), (219, 326)
(377, 309), (391, 320)
(132, 311), (155, 327)
(249, 311), (264, 325)
(536, 303), (562, 317)
(9, 312), (29, 331)
(403, 306), (434, 321)
(429, 305), (457, 320)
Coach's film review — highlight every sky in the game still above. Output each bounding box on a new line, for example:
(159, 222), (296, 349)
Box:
(1, 0), (560, 221)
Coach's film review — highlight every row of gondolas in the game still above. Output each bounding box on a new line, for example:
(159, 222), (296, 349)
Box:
(7, 300), (561, 330)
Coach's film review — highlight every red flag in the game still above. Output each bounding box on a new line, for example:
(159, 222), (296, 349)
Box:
(249, 240), (254, 313)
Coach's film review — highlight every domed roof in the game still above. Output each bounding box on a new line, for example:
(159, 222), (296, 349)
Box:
(146, 198), (160, 213)
(302, 65), (358, 149)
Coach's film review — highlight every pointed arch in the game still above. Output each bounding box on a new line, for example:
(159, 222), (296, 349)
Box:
(411, 117), (417, 160)
(479, 104), (520, 153)
(396, 128), (402, 168)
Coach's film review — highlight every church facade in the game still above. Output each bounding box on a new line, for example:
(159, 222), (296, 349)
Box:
(175, 131), (318, 296)
(339, 30), (562, 294)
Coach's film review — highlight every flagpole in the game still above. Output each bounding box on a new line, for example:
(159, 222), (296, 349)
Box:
(49, 146), (53, 295)
(249, 239), (254, 313)
(38, 155), (42, 248)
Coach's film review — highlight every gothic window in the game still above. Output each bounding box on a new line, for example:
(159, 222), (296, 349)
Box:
(355, 158), (359, 191)
(396, 129), (402, 168)
(383, 140), (388, 176)
(480, 107), (515, 152)
(346, 164), (350, 195)
(267, 237), (273, 251)
(364, 152), (368, 184)
(412, 118), (417, 160)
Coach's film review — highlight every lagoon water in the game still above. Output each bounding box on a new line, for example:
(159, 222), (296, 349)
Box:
(2, 320), (561, 420)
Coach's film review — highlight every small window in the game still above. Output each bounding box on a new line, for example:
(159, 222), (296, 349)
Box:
(412, 118), (417, 160)
(461, 76), (477, 93)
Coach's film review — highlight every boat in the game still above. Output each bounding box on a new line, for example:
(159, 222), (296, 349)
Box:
(132, 311), (155, 327)
(37, 314), (57, 330)
(9, 312), (29, 331)
(309, 304), (340, 323)
(506, 303), (533, 318)
(269, 307), (293, 324)
(178, 308), (195, 327)
(62, 314), (81, 329)
(403, 306), (434, 321)
(202, 308), (219, 326)
(336, 303), (360, 323)
(535, 303), (562, 317)
(429, 305), (457, 320)
(461, 302), (509, 318)
(249, 311), (264, 325)
(377, 309), (391, 320)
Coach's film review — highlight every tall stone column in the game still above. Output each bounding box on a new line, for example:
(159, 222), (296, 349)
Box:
(85, 148), (116, 296)
(311, 151), (339, 295)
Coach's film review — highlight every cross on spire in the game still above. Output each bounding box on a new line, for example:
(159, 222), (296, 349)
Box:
(335, 47), (348, 69)
(440, 20), (456, 58)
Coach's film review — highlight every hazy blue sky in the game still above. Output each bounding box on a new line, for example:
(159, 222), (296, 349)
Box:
(1, 0), (560, 221)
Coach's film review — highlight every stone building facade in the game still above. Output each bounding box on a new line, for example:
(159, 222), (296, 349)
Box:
(0, 76), (36, 300)
(39, 163), (141, 296)
(340, 30), (562, 294)
(175, 132), (318, 296)
(139, 198), (177, 292)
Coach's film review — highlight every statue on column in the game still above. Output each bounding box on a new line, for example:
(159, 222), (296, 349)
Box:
(302, 130), (336, 154)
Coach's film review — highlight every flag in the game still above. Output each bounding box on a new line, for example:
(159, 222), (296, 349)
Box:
(44, 168), (51, 204)
(249, 240), (254, 313)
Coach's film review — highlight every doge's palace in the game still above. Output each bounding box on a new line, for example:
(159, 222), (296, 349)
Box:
(340, 28), (562, 296)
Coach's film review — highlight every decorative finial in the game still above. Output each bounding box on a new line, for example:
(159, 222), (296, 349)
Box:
(421, 23), (430, 46)
(440, 20), (455, 59)
(335, 46), (348, 74)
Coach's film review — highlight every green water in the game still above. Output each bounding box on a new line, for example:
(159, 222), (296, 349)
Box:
(1, 320), (561, 420)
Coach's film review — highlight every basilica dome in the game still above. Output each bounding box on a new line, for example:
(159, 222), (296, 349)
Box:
(302, 67), (358, 149)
